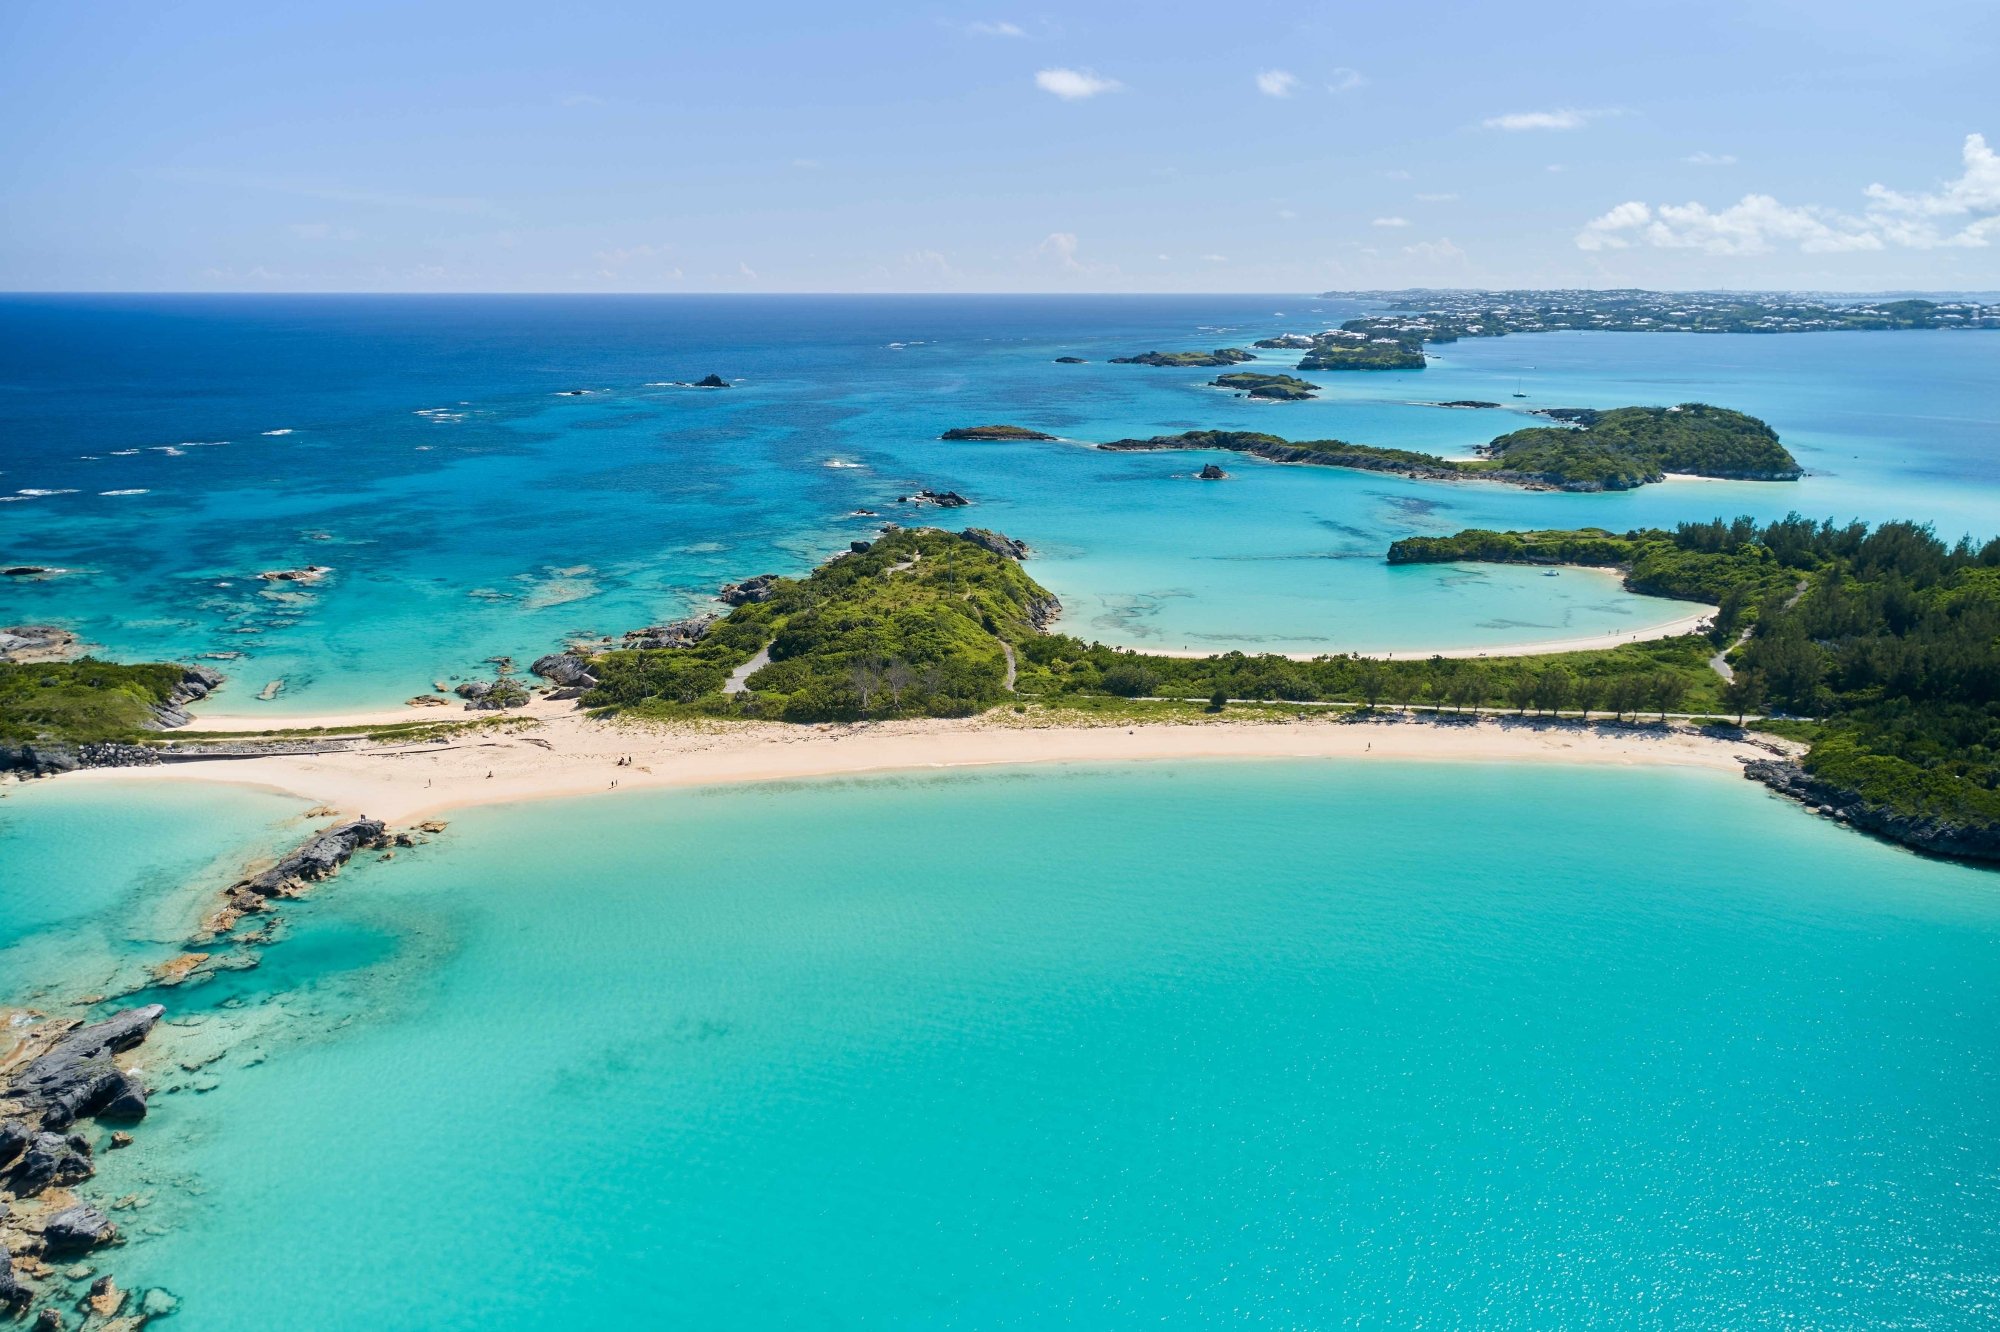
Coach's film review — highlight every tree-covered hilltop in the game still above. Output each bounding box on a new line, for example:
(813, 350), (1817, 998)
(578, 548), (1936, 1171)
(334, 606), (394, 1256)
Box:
(1390, 515), (2000, 860)
(1295, 334), (1427, 370)
(1211, 372), (1321, 400)
(1480, 404), (1802, 488)
(1109, 348), (1256, 367)
(585, 527), (1061, 723)
(1092, 403), (1799, 492)
(0, 659), (193, 744)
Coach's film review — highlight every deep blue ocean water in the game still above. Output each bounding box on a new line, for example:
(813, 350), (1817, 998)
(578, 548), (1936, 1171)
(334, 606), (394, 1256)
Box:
(5, 763), (1991, 1329)
(5, 295), (1995, 712)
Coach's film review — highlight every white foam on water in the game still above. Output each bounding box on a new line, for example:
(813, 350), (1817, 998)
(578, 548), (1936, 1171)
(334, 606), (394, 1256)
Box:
(100, 488), (151, 496)
(263, 428), (295, 436)
(15, 488), (78, 496)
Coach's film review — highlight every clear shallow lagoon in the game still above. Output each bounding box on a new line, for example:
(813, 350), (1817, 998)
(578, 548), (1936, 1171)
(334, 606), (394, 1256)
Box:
(41, 763), (2000, 1329)
(5, 296), (1995, 712)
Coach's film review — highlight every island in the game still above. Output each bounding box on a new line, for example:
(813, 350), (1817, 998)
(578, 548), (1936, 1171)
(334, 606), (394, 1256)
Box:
(1294, 334), (1427, 371)
(1091, 403), (1800, 492)
(1109, 348), (1256, 367)
(939, 425), (1059, 441)
(1211, 372), (1320, 401)
(1053, 356), (1088, 364)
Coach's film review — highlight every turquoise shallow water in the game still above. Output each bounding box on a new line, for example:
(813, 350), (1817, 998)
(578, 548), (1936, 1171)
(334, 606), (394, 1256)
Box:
(42, 763), (2000, 1328)
(4, 296), (1995, 712)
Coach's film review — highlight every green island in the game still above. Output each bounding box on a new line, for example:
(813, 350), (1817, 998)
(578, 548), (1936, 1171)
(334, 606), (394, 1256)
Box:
(1108, 348), (1256, 367)
(939, 425), (1059, 441)
(7, 511), (1997, 863)
(1211, 371), (1321, 400)
(1092, 402), (1800, 491)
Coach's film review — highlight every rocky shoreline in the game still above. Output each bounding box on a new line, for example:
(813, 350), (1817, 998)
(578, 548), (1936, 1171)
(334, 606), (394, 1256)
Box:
(1, 813), (427, 1327)
(1742, 759), (2000, 864)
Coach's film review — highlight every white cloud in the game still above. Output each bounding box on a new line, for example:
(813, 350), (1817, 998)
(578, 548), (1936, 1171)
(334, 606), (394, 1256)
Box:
(1201, 253), (1229, 263)
(1684, 151), (1737, 166)
(1545, 164), (1566, 173)
(1276, 208), (1299, 220)
(1036, 68), (1121, 100)
(1034, 231), (1084, 270)
(1483, 107), (1613, 132)
(903, 249), (953, 274)
(1328, 67), (1367, 92)
(1372, 216), (1410, 228)
(1255, 69), (1299, 98)
(1577, 133), (2000, 254)
(1404, 238), (1466, 263)
(1415, 192), (1458, 202)
(966, 20), (1025, 37)
(738, 262), (759, 279)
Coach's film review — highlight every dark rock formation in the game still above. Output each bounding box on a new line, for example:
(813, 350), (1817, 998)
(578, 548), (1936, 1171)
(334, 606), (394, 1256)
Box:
(465, 681), (530, 711)
(895, 490), (970, 509)
(1743, 759), (2000, 864)
(938, 425), (1057, 441)
(5, 1008), (163, 1135)
(693, 374), (730, 388)
(41, 1206), (113, 1254)
(1437, 400), (1502, 409)
(145, 665), (225, 730)
(0, 1121), (25, 1169)
(2, 566), (58, 577)
(236, 822), (387, 898)
(256, 565), (331, 584)
(5, 1134), (92, 1195)
(1197, 464), (1228, 480)
(1053, 356), (1087, 364)
(1027, 592), (1063, 631)
(849, 540), (872, 554)
(958, 529), (1029, 560)
(619, 615), (717, 650)
(0, 1246), (25, 1309)
(529, 653), (597, 689)
(0, 626), (80, 664)
(719, 574), (781, 606)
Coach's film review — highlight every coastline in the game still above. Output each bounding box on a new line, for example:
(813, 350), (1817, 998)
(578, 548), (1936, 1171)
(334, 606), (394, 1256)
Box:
(57, 709), (1789, 826)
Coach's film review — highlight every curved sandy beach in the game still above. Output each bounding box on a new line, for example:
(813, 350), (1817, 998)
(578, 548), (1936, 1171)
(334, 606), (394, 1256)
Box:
(56, 708), (1792, 827)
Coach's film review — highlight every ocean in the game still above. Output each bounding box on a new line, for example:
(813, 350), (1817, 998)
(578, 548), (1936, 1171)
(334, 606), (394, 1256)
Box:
(5, 763), (1993, 1328)
(4, 295), (1996, 713)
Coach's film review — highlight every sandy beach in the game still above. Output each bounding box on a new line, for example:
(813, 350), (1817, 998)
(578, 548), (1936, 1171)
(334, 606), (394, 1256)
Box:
(56, 707), (1790, 827)
(1136, 606), (1716, 662)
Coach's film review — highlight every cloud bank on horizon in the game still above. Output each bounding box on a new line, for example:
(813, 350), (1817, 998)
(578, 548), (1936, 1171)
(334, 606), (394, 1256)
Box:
(0, 0), (1994, 292)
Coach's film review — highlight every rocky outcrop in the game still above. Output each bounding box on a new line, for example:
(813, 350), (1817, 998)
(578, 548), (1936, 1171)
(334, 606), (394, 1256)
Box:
(0, 1246), (25, 1309)
(939, 425), (1057, 441)
(1743, 759), (2000, 864)
(1197, 464), (1228, 480)
(895, 489), (970, 509)
(692, 373), (729, 388)
(454, 680), (529, 710)
(619, 615), (717, 650)
(958, 529), (1029, 560)
(6, 1133), (93, 1195)
(4, 1007), (163, 1137)
(40, 1206), (114, 1254)
(1109, 349), (1255, 367)
(720, 574), (781, 606)
(1053, 356), (1087, 364)
(256, 565), (331, 584)
(1027, 592), (1063, 632)
(145, 665), (225, 730)
(0, 627), (80, 664)
(235, 821), (387, 899)
(529, 653), (597, 689)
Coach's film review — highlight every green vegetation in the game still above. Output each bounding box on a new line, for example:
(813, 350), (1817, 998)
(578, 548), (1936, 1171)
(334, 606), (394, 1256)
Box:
(585, 527), (1056, 723)
(1211, 372), (1320, 400)
(1295, 336), (1427, 370)
(1480, 404), (1800, 487)
(0, 658), (186, 744)
(1108, 348), (1256, 367)
(1092, 403), (1797, 491)
(939, 425), (1058, 441)
(1394, 515), (2000, 845)
(1317, 291), (2000, 336)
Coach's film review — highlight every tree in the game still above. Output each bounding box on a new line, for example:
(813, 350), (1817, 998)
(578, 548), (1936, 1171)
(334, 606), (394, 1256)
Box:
(1353, 659), (1386, 709)
(1572, 676), (1600, 721)
(1507, 672), (1537, 714)
(1533, 667), (1574, 716)
(1208, 688), (1228, 713)
(1722, 671), (1765, 725)
(1650, 671), (1690, 720)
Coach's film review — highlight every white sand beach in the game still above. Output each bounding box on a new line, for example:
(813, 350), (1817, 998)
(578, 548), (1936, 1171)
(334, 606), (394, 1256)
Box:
(60, 707), (1792, 827)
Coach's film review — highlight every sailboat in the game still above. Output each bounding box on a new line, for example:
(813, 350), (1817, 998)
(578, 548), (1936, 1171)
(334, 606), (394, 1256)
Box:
(1512, 369), (1530, 398)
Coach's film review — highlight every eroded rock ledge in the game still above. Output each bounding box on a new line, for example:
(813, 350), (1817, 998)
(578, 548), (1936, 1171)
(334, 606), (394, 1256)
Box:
(1743, 759), (2000, 864)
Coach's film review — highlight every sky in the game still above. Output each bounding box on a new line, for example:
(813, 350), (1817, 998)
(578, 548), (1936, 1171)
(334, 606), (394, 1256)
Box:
(2, 0), (1996, 293)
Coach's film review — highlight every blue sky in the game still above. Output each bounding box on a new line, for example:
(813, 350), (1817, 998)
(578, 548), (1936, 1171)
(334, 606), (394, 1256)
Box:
(3, 1), (1995, 292)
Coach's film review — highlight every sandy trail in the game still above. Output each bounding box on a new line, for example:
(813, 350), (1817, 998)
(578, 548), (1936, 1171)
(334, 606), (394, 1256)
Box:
(61, 708), (1789, 827)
